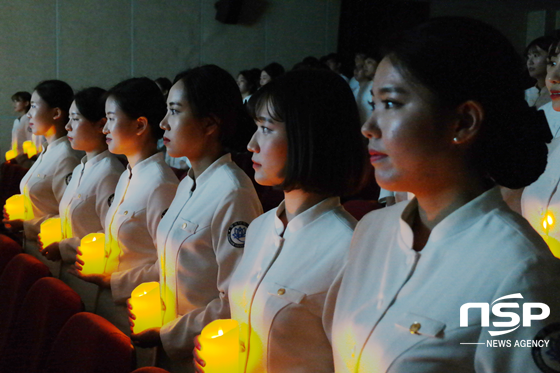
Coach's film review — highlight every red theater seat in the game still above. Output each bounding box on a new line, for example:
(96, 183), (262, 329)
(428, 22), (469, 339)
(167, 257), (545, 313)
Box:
(0, 234), (22, 275)
(0, 277), (83, 373)
(44, 312), (134, 373)
(0, 254), (50, 355)
(132, 368), (171, 373)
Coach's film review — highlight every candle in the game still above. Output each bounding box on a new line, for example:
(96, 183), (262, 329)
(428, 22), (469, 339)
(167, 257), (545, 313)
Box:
(4, 194), (26, 220)
(542, 211), (560, 259)
(5, 150), (16, 161)
(129, 282), (162, 334)
(78, 233), (106, 275)
(198, 319), (240, 373)
(39, 218), (62, 248)
(23, 141), (37, 157)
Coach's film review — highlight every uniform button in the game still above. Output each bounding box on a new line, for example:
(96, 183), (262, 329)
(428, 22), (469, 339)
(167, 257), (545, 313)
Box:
(240, 342), (246, 352)
(277, 288), (286, 295)
(124, 211), (128, 215)
(37, 174), (41, 177)
(78, 194), (81, 198)
(182, 223), (187, 229)
(410, 322), (421, 334)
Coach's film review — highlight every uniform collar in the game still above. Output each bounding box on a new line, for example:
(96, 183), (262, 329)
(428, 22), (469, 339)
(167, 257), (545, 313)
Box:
(186, 153), (232, 188)
(44, 136), (69, 154)
(81, 149), (112, 170)
(398, 186), (503, 250)
(127, 152), (164, 177)
(274, 196), (341, 238)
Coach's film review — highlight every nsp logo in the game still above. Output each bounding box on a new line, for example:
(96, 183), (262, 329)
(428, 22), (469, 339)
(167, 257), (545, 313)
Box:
(460, 293), (550, 336)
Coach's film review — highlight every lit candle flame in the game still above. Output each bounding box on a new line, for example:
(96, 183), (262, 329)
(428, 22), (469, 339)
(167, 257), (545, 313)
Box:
(211, 329), (224, 339)
(543, 212), (555, 232)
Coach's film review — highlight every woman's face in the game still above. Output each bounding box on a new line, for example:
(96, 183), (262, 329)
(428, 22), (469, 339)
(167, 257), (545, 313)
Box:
(361, 57), (454, 193)
(103, 97), (139, 156)
(160, 80), (208, 159)
(364, 58), (378, 79)
(13, 100), (28, 114)
(247, 102), (288, 186)
(527, 45), (549, 80)
(27, 91), (56, 136)
(65, 101), (105, 152)
(260, 71), (272, 87)
(237, 74), (250, 95)
(546, 46), (560, 111)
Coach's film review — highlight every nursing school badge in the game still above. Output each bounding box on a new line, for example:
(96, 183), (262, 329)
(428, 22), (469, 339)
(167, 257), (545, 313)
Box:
(228, 221), (248, 248)
(65, 173), (73, 185)
(532, 322), (560, 373)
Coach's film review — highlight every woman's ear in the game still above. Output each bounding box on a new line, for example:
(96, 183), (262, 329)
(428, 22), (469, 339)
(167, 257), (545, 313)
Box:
(452, 100), (484, 145)
(52, 107), (63, 121)
(136, 116), (149, 136)
(203, 114), (221, 137)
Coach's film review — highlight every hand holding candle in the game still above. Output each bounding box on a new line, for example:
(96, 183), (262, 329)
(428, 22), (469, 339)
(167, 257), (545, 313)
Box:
(78, 233), (105, 275)
(197, 319), (240, 373)
(4, 195), (26, 220)
(129, 282), (162, 334)
(39, 218), (62, 248)
(22, 141), (37, 158)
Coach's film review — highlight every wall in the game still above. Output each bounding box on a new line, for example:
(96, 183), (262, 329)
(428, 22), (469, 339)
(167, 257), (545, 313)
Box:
(0, 0), (341, 156)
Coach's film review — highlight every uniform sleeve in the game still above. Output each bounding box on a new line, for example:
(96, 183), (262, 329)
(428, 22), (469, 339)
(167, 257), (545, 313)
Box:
(474, 257), (560, 373)
(322, 263), (347, 345)
(95, 170), (123, 232)
(110, 180), (178, 303)
(52, 154), (80, 204)
(160, 188), (263, 360)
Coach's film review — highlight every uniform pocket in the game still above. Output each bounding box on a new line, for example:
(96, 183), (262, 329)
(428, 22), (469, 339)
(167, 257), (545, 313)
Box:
(395, 312), (446, 338)
(267, 283), (307, 304)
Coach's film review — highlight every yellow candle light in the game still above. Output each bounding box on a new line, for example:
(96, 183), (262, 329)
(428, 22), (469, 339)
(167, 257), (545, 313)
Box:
(39, 218), (62, 248)
(198, 319), (240, 373)
(130, 282), (162, 334)
(23, 141), (37, 157)
(4, 194), (26, 220)
(78, 233), (106, 275)
(5, 150), (16, 161)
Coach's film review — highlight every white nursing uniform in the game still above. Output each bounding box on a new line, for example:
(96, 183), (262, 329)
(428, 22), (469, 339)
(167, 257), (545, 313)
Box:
(229, 197), (356, 373)
(539, 102), (560, 138)
(95, 152), (178, 333)
(156, 153), (262, 371)
(325, 187), (560, 373)
(20, 136), (80, 239)
(57, 150), (124, 310)
(11, 117), (32, 155)
(521, 137), (560, 259)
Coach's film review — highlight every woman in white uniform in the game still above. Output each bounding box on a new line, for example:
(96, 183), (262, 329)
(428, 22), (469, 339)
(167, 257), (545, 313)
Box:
(324, 18), (560, 373)
(70, 78), (179, 335)
(195, 69), (369, 373)
(38, 87), (125, 310)
(127, 65), (262, 372)
(3, 80), (79, 252)
(9, 91), (32, 160)
(522, 42), (560, 260)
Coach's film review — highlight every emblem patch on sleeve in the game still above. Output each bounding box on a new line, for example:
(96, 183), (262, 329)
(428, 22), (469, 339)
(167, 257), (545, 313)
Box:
(532, 322), (560, 373)
(107, 193), (115, 207)
(65, 173), (73, 185)
(228, 221), (249, 248)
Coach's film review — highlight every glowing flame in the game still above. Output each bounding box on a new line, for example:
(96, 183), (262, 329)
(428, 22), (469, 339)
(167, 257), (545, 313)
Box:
(543, 212), (555, 231)
(211, 329), (224, 339)
(92, 237), (96, 242)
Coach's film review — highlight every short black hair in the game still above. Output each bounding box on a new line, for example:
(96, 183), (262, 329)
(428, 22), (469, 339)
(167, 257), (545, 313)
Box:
(525, 35), (557, 56)
(106, 77), (166, 141)
(35, 80), (73, 113)
(74, 87), (107, 122)
(174, 65), (253, 152)
(11, 91), (31, 103)
(262, 62), (285, 80)
(248, 69), (369, 196)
